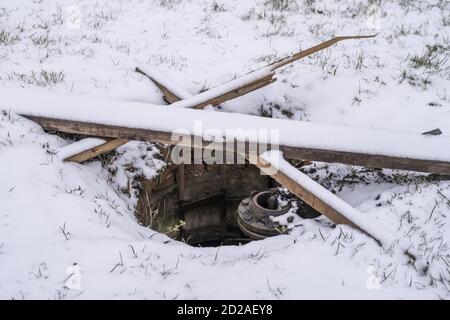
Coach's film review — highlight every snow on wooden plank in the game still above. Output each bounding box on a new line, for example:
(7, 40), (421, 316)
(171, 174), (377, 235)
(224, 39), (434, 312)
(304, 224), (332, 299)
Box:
(31, 114), (450, 175)
(167, 67), (275, 109)
(64, 138), (129, 163)
(136, 66), (193, 102)
(2, 87), (450, 174)
(137, 65), (274, 109)
(258, 150), (427, 271)
(57, 137), (107, 160)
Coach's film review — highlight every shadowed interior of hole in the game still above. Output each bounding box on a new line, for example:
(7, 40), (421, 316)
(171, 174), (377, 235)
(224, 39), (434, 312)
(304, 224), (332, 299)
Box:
(136, 164), (274, 248)
(180, 198), (253, 247)
(256, 192), (271, 208)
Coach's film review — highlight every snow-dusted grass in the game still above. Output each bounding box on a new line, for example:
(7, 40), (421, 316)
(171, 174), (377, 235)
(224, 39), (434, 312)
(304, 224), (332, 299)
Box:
(1, 0), (450, 299)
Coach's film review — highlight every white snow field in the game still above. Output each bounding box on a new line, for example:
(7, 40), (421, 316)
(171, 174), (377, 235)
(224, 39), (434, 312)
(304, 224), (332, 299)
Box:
(1, 0), (450, 299)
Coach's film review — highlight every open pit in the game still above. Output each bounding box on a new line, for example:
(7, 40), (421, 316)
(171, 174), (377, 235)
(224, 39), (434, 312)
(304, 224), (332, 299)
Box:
(136, 162), (319, 247)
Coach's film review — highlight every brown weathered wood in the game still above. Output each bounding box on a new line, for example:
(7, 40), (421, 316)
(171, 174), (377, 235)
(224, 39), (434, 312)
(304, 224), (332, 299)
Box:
(64, 138), (129, 163)
(25, 115), (450, 176)
(177, 164), (185, 202)
(65, 138), (129, 163)
(269, 35), (377, 70)
(135, 67), (183, 104)
(280, 146), (450, 177)
(190, 74), (276, 110)
(154, 83), (181, 104)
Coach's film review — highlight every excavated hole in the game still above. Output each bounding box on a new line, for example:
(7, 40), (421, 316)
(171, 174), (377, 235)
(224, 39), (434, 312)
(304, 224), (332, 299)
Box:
(136, 163), (320, 247)
(136, 163), (273, 247)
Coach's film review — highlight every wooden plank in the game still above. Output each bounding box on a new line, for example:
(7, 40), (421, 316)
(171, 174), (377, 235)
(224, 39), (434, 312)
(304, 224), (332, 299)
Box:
(138, 66), (276, 109)
(190, 74), (276, 109)
(252, 152), (421, 263)
(269, 35), (377, 70)
(253, 155), (359, 228)
(280, 146), (450, 177)
(25, 115), (450, 175)
(65, 138), (128, 163)
(151, 82), (180, 104)
(64, 138), (129, 163)
(177, 164), (185, 202)
(135, 67), (183, 104)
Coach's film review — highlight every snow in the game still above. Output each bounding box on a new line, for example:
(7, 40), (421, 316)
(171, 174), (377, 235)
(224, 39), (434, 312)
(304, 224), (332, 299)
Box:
(1, 0), (450, 299)
(57, 137), (106, 160)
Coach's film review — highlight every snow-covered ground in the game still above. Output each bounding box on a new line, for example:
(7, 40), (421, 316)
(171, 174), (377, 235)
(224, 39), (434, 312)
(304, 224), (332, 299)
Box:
(1, 0), (450, 299)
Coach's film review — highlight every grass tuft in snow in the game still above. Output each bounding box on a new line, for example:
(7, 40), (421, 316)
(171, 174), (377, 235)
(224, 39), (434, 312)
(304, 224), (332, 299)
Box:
(5, 70), (65, 87)
(410, 44), (449, 75)
(0, 29), (19, 45)
(211, 1), (226, 12)
(30, 30), (57, 48)
(262, 13), (295, 37)
(264, 0), (299, 12)
(156, 0), (181, 10)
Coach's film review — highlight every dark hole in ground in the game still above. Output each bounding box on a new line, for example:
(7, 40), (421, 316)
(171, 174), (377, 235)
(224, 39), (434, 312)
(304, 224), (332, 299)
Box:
(136, 163), (320, 247)
(192, 238), (252, 248)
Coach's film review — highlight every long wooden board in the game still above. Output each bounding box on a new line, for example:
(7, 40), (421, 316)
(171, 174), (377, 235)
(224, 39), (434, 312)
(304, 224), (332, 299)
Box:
(25, 115), (450, 175)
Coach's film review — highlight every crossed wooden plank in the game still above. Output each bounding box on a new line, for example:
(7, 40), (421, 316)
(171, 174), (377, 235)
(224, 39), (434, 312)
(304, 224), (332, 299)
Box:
(64, 35), (376, 163)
